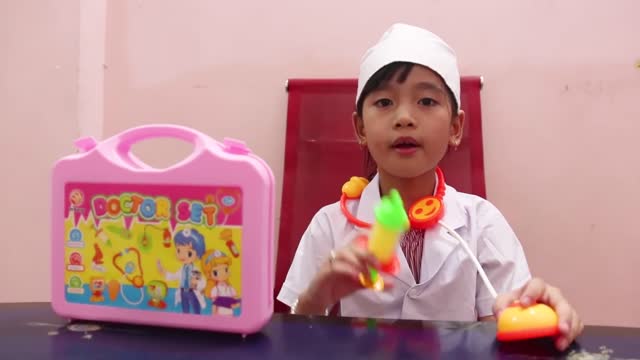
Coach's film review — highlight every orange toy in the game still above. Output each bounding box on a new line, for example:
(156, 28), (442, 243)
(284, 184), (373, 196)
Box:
(497, 302), (560, 341)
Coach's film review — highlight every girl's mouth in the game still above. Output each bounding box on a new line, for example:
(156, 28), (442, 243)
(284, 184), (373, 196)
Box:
(391, 137), (420, 154)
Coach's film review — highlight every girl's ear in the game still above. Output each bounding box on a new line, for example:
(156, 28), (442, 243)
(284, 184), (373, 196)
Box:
(352, 112), (367, 147)
(449, 110), (465, 148)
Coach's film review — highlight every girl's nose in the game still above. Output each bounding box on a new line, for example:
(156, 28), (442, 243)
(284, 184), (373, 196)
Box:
(394, 117), (416, 128)
(393, 106), (416, 128)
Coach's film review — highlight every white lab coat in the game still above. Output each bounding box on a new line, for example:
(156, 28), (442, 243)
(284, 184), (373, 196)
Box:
(165, 264), (207, 310)
(277, 174), (531, 321)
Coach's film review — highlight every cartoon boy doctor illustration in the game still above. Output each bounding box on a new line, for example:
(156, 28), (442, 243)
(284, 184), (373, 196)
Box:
(157, 228), (206, 314)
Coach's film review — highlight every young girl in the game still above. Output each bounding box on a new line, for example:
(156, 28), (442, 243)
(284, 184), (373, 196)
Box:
(202, 249), (241, 316)
(277, 23), (583, 351)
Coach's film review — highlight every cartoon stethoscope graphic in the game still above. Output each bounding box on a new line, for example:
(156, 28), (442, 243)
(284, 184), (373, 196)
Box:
(112, 247), (145, 306)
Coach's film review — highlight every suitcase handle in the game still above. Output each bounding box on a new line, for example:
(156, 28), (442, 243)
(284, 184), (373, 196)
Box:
(101, 124), (215, 171)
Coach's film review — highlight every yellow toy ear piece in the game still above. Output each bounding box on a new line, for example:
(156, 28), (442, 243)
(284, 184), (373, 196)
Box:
(341, 177), (369, 198)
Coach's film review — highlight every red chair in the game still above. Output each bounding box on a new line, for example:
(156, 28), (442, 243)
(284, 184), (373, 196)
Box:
(275, 77), (485, 313)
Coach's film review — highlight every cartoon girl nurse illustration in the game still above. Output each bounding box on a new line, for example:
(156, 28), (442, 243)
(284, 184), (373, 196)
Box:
(202, 249), (241, 316)
(157, 228), (207, 314)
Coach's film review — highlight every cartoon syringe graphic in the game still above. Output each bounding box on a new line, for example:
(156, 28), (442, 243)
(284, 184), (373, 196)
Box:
(358, 189), (409, 291)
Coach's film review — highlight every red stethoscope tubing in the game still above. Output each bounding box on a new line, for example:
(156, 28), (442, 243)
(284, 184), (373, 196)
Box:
(340, 167), (446, 229)
(340, 193), (372, 229)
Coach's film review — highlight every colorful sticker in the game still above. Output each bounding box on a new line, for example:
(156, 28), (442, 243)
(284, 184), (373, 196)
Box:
(63, 183), (243, 317)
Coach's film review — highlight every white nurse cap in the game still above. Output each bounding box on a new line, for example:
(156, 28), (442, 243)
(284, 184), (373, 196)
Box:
(356, 23), (461, 109)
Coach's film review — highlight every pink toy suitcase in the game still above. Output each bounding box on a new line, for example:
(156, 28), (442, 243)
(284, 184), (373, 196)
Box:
(51, 124), (275, 334)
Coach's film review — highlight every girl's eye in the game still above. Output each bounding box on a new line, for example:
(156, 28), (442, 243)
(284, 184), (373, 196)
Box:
(188, 251), (193, 258)
(213, 270), (218, 277)
(418, 98), (437, 106)
(374, 98), (392, 107)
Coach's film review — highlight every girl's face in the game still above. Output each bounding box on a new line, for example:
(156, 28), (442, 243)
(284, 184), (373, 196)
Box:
(210, 263), (230, 281)
(354, 65), (464, 179)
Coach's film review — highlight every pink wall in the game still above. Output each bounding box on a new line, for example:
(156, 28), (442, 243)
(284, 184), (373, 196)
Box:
(3, 0), (639, 328)
(0, 0), (82, 302)
(1, 0), (106, 304)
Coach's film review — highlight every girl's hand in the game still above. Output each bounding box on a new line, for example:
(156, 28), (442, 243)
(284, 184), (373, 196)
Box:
(295, 238), (386, 315)
(493, 278), (584, 351)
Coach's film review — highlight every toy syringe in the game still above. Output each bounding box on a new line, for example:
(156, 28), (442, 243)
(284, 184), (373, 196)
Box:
(358, 189), (410, 291)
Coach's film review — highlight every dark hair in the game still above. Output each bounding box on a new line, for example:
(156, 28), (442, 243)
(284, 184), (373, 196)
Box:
(356, 62), (459, 180)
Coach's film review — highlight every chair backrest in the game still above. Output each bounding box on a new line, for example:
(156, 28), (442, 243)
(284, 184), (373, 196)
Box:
(275, 77), (485, 312)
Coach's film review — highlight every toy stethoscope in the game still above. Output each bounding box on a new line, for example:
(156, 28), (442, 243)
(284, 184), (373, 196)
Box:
(113, 247), (145, 306)
(338, 167), (563, 342)
(339, 167), (498, 299)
